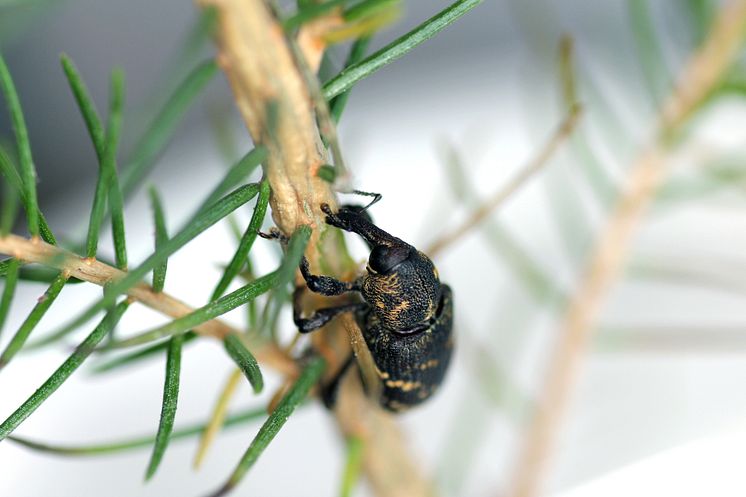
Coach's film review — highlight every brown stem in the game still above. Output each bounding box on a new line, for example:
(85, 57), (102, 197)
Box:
(0, 234), (230, 337)
(508, 2), (746, 496)
(0, 234), (293, 374)
(200, 0), (431, 495)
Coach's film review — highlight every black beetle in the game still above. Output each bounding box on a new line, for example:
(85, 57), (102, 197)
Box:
(294, 201), (454, 412)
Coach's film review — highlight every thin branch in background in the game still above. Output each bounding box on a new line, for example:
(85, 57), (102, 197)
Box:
(596, 324), (746, 353)
(92, 332), (199, 374)
(426, 104), (582, 257)
(7, 404), (268, 456)
(193, 368), (243, 469)
(437, 142), (565, 303)
(508, 3), (746, 496)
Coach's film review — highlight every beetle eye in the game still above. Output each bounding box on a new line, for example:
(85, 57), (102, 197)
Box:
(368, 245), (410, 274)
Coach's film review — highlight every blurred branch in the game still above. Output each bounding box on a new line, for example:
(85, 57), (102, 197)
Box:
(508, 2), (746, 496)
(426, 104), (582, 257)
(596, 324), (746, 353)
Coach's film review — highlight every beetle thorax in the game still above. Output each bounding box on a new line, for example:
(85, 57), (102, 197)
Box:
(361, 251), (441, 332)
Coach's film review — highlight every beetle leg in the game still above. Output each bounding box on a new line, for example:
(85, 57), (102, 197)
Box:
(257, 228), (288, 244)
(293, 290), (367, 333)
(320, 354), (355, 409)
(300, 256), (361, 296)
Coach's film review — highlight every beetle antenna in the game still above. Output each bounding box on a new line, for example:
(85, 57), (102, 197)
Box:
(349, 190), (382, 211)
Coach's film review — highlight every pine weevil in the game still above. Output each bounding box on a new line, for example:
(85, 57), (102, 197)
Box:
(293, 199), (454, 412)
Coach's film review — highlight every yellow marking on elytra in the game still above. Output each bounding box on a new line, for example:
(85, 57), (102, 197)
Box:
(426, 300), (434, 318)
(419, 359), (439, 370)
(385, 379), (422, 392)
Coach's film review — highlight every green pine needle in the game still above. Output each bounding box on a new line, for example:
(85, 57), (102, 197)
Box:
(275, 225), (312, 291)
(207, 356), (326, 497)
(0, 300), (130, 441)
(60, 54), (105, 158)
(1, 178), (20, 235)
(0, 272), (68, 370)
(223, 334), (263, 394)
(121, 59), (218, 198)
(283, 0), (347, 31)
(105, 69), (128, 270)
(145, 333), (183, 480)
(340, 436), (364, 497)
(0, 53), (40, 238)
(7, 404), (269, 456)
(259, 225), (312, 336)
(628, 0), (671, 106)
(107, 269), (279, 349)
(330, 37), (372, 123)
(92, 332), (198, 374)
(84, 171), (109, 258)
(0, 146), (55, 244)
(0, 258), (20, 337)
(0, 259), (12, 277)
(193, 146), (267, 220)
(211, 178), (270, 301)
(148, 186), (169, 292)
(322, 0), (483, 100)
(0, 145), (24, 193)
(343, 0), (399, 22)
(683, 0), (714, 46)
(35, 183), (260, 346)
(85, 69), (126, 263)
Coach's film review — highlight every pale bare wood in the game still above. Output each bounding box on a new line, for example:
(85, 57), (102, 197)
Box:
(199, 0), (431, 495)
(508, 2), (746, 496)
(297, 14), (345, 74)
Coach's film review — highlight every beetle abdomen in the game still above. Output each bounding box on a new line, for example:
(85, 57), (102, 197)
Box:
(362, 285), (454, 412)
